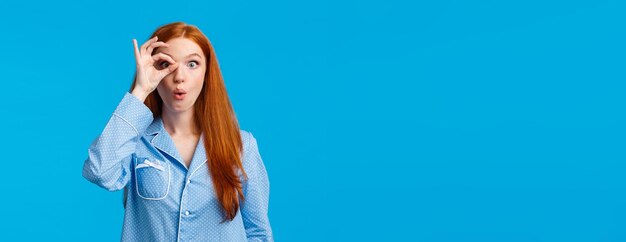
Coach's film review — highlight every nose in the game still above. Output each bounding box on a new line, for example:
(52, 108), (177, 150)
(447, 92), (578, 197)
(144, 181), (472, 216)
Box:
(173, 65), (185, 83)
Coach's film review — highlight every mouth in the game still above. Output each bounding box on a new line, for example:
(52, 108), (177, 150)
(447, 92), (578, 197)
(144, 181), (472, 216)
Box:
(173, 89), (187, 100)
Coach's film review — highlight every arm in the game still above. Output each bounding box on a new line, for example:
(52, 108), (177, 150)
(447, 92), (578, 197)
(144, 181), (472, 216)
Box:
(82, 92), (153, 191)
(241, 133), (274, 242)
(83, 36), (174, 192)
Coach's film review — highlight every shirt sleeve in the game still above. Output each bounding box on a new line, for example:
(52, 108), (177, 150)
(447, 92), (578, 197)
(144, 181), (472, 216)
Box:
(82, 92), (154, 192)
(241, 132), (274, 242)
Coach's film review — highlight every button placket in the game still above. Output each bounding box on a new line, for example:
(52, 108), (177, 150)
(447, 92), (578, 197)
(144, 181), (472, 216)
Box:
(181, 176), (191, 217)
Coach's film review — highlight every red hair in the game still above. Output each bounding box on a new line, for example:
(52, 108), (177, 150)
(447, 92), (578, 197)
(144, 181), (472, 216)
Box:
(129, 22), (247, 222)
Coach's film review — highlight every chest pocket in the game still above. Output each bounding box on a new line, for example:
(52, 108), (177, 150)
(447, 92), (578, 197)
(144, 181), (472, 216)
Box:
(134, 155), (171, 200)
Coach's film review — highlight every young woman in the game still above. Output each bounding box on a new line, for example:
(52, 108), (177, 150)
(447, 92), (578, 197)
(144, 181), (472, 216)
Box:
(82, 22), (273, 241)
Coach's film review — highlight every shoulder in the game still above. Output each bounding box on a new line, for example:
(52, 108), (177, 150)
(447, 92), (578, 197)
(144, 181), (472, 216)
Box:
(239, 129), (252, 141)
(238, 129), (265, 177)
(239, 129), (257, 157)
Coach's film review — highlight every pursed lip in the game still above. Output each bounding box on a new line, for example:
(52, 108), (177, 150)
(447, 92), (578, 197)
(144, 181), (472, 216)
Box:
(174, 88), (187, 95)
(173, 88), (187, 100)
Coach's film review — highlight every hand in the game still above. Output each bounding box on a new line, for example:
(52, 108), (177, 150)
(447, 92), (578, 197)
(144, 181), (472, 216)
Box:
(131, 36), (179, 100)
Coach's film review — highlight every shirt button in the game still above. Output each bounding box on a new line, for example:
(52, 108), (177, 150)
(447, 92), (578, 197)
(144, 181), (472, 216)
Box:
(185, 211), (190, 216)
(187, 179), (190, 184)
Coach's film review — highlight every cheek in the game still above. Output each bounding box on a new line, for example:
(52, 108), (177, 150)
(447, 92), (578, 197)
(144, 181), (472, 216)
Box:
(156, 83), (169, 98)
(192, 70), (206, 90)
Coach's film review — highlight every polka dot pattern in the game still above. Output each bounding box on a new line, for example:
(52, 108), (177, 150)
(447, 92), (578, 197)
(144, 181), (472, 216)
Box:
(83, 92), (274, 241)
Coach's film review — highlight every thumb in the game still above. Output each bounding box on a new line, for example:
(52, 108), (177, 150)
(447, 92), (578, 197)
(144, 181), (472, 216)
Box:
(166, 62), (179, 73)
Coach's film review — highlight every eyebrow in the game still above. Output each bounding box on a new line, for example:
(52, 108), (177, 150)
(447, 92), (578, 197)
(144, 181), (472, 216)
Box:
(185, 53), (202, 58)
(159, 52), (202, 59)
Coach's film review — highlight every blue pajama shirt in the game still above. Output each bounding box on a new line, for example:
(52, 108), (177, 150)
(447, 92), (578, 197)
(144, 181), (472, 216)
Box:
(82, 92), (274, 241)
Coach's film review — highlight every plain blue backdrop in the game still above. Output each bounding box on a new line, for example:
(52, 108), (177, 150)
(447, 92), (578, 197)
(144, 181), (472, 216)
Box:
(0, 0), (624, 241)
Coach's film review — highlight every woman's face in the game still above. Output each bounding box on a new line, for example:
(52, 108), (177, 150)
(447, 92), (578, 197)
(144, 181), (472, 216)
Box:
(154, 37), (206, 114)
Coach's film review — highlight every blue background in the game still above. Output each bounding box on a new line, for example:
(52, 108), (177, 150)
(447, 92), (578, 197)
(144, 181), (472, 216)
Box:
(1, 0), (624, 241)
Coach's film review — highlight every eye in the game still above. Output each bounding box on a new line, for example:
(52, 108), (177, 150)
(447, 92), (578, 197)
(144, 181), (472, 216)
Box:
(187, 61), (199, 68)
(159, 61), (170, 69)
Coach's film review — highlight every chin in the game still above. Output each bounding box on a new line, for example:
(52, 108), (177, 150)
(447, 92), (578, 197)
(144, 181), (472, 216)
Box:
(165, 101), (194, 113)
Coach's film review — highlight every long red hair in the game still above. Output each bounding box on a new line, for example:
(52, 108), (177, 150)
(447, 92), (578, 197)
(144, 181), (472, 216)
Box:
(129, 22), (247, 222)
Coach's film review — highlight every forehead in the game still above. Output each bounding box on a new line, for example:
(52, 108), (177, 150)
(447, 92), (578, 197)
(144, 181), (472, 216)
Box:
(155, 37), (204, 59)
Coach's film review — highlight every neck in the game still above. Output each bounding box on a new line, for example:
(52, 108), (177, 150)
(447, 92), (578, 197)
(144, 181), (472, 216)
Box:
(161, 107), (199, 136)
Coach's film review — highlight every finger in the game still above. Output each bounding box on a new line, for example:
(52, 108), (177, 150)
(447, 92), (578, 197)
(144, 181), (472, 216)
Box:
(146, 42), (169, 56)
(140, 36), (158, 56)
(152, 53), (176, 66)
(132, 39), (141, 64)
(156, 62), (179, 80)
(141, 36), (158, 54)
(164, 62), (179, 73)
